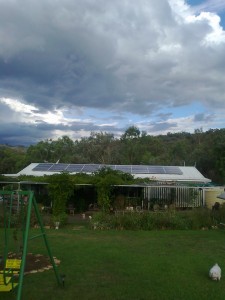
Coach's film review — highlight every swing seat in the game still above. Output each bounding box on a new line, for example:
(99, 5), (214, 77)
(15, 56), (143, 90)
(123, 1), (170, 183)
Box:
(5, 258), (21, 273)
(0, 259), (21, 292)
(0, 273), (18, 292)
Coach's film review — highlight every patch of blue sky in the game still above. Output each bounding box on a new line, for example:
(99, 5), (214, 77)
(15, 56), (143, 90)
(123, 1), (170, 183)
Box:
(75, 102), (206, 124)
(63, 102), (223, 135)
(218, 11), (225, 28)
(187, 0), (225, 29)
(187, 0), (205, 6)
(160, 102), (206, 119)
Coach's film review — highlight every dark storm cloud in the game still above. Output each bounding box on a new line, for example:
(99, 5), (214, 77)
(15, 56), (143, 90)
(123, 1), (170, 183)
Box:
(151, 121), (178, 132)
(156, 112), (173, 121)
(0, 122), (48, 146)
(0, 0), (122, 110)
(0, 0), (225, 145)
(193, 113), (214, 122)
(0, 119), (121, 146)
(0, 0), (224, 114)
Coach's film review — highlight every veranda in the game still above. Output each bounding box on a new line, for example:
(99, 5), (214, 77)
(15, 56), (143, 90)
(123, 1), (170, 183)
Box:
(143, 185), (204, 210)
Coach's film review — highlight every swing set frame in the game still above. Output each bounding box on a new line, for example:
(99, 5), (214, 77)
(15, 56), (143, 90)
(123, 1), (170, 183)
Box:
(0, 190), (63, 300)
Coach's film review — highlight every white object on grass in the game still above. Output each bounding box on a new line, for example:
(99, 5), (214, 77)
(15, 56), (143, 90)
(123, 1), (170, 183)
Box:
(209, 263), (221, 281)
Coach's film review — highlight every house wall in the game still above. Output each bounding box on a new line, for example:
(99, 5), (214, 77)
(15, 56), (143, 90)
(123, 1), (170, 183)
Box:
(204, 188), (225, 209)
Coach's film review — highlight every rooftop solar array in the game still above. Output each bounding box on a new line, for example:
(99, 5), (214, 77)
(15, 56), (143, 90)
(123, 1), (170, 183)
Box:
(32, 163), (53, 171)
(32, 163), (183, 175)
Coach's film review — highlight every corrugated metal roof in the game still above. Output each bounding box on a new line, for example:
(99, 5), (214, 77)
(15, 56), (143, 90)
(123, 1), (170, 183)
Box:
(5, 163), (211, 183)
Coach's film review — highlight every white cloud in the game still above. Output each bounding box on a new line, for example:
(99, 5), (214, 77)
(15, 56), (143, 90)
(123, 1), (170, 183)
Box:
(0, 97), (70, 125)
(186, 12), (225, 44)
(1, 97), (38, 114)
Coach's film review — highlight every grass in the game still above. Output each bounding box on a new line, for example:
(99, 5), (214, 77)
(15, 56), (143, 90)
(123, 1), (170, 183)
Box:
(1, 224), (225, 300)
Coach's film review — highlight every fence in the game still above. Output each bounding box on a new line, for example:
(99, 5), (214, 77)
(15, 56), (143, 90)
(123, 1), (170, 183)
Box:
(143, 185), (204, 209)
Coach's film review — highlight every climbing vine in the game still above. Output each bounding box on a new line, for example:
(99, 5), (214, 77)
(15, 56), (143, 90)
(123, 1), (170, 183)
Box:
(47, 172), (74, 221)
(93, 168), (134, 211)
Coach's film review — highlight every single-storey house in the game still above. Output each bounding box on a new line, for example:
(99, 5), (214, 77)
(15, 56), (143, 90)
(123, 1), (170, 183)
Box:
(2, 163), (218, 210)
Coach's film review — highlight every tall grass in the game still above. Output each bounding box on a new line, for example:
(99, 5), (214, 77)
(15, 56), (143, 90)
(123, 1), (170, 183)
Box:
(91, 207), (225, 231)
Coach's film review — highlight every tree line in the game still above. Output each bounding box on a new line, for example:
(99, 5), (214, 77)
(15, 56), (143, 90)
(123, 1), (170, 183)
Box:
(0, 126), (225, 184)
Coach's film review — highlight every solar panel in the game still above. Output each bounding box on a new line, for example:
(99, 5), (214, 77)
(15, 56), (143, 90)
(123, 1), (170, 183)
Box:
(49, 164), (69, 172)
(32, 163), (183, 175)
(66, 164), (84, 172)
(164, 166), (183, 175)
(147, 166), (165, 174)
(131, 166), (149, 174)
(115, 166), (131, 173)
(82, 164), (101, 172)
(32, 163), (53, 171)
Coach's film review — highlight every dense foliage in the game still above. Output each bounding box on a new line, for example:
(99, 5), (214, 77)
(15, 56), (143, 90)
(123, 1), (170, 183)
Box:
(47, 172), (74, 222)
(90, 205), (225, 230)
(0, 127), (225, 184)
(92, 168), (135, 211)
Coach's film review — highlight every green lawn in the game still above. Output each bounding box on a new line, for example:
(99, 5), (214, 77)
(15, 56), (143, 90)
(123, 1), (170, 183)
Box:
(1, 227), (225, 300)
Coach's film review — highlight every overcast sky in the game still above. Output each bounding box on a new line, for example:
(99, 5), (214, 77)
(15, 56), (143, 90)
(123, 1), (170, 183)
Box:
(0, 0), (225, 146)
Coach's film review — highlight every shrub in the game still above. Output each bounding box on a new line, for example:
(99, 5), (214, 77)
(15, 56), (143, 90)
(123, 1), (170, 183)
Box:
(187, 208), (213, 229)
(139, 212), (155, 230)
(118, 213), (141, 230)
(52, 212), (68, 227)
(90, 208), (220, 231)
(90, 212), (112, 229)
(211, 203), (225, 225)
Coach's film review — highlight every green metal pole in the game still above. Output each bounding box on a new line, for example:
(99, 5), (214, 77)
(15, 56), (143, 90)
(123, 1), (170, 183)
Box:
(16, 191), (33, 300)
(3, 192), (13, 285)
(32, 196), (62, 286)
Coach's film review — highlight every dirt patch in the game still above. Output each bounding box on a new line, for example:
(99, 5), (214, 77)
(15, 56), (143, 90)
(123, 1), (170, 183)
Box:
(1, 253), (60, 275)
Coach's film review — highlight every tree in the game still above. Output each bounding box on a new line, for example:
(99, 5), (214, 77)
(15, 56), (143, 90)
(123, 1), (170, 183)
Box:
(26, 140), (54, 162)
(74, 132), (117, 164)
(0, 145), (26, 174)
(121, 126), (140, 140)
(52, 136), (75, 162)
(120, 126), (141, 164)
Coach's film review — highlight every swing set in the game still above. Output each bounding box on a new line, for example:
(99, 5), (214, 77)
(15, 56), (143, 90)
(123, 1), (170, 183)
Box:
(0, 190), (64, 300)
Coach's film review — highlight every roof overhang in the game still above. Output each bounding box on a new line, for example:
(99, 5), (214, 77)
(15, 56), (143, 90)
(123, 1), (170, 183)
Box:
(0, 181), (48, 186)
